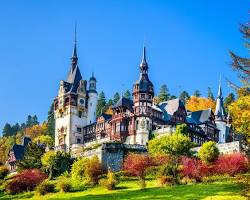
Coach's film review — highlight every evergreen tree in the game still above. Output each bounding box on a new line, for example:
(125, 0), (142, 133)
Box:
(224, 92), (235, 110)
(193, 90), (201, 97)
(124, 90), (131, 100)
(158, 84), (170, 103)
(113, 92), (120, 104)
(106, 99), (114, 107)
(207, 87), (215, 100)
(2, 123), (12, 137)
(47, 103), (55, 137)
(25, 115), (39, 128)
(179, 91), (190, 103)
(229, 19), (250, 83)
(96, 91), (107, 117)
(17, 142), (45, 171)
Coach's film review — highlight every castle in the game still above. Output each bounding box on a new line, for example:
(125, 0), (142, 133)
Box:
(54, 36), (233, 155)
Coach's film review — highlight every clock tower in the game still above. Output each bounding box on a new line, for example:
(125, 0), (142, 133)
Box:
(133, 46), (154, 145)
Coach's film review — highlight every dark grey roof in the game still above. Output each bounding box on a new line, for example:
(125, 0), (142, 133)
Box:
(11, 136), (31, 161)
(187, 108), (212, 125)
(100, 113), (112, 120)
(112, 97), (134, 112)
(66, 65), (82, 93)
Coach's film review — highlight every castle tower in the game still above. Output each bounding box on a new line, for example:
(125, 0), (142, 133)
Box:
(214, 78), (230, 143)
(87, 73), (98, 124)
(132, 46), (154, 145)
(54, 29), (88, 152)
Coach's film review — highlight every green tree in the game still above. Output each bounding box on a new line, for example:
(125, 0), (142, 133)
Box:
(41, 151), (70, 179)
(106, 99), (113, 107)
(158, 84), (170, 103)
(26, 115), (39, 128)
(179, 91), (190, 103)
(207, 87), (215, 101)
(148, 131), (194, 156)
(193, 90), (201, 97)
(198, 141), (219, 164)
(2, 123), (13, 137)
(224, 92), (235, 110)
(175, 124), (188, 135)
(113, 92), (120, 104)
(34, 135), (54, 147)
(96, 91), (107, 117)
(124, 90), (131, 100)
(17, 142), (45, 171)
(47, 103), (55, 137)
(229, 19), (250, 83)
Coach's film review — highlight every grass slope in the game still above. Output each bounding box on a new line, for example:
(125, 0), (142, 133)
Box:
(0, 180), (246, 200)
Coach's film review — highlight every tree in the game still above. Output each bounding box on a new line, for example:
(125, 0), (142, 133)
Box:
(96, 91), (107, 117)
(71, 156), (102, 185)
(158, 84), (170, 103)
(179, 91), (190, 103)
(148, 131), (194, 156)
(47, 103), (55, 137)
(0, 136), (15, 163)
(24, 123), (48, 140)
(26, 115), (39, 128)
(229, 19), (250, 83)
(33, 135), (54, 147)
(207, 87), (215, 101)
(41, 151), (70, 179)
(124, 90), (131, 100)
(113, 92), (120, 104)
(224, 92), (235, 110)
(2, 123), (13, 137)
(193, 90), (201, 97)
(17, 142), (45, 171)
(123, 153), (153, 189)
(186, 96), (216, 112)
(175, 124), (188, 135)
(229, 94), (250, 148)
(198, 141), (219, 164)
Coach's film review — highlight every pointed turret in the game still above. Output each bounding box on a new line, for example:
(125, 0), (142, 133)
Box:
(215, 77), (226, 121)
(140, 46), (148, 68)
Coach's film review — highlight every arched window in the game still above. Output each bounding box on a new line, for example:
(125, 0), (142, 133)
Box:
(77, 138), (81, 144)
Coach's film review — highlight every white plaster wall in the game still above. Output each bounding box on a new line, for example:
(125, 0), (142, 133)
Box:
(216, 121), (227, 143)
(135, 117), (151, 145)
(87, 92), (98, 125)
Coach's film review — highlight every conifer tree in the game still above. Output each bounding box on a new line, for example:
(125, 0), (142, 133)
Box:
(179, 91), (190, 103)
(124, 90), (131, 100)
(96, 91), (107, 117)
(113, 92), (120, 104)
(207, 87), (215, 100)
(158, 84), (170, 103)
(47, 103), (55, 137)
(229, 20), (250, 83)
(224, 92), (235, 110)
(193, 90), (201, 97)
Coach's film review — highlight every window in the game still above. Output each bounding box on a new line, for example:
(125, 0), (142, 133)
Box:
(136, 120), (139, 130)
(77, 127), (82, 133)
(116, 122), (120, 133)
(78, 111), (82, 118)
(141, 94), (145, 99)
(146, 120), (149, 129)
(77, 138), (81, 144)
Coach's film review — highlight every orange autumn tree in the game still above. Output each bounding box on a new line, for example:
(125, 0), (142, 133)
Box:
(24, 123), (48, 140)
(186, 96), (216, 112)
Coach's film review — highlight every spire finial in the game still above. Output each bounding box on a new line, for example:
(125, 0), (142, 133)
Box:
(140, 45), (148, 67)
(218, 74), (222, 97)
(72, 22), (77, 59)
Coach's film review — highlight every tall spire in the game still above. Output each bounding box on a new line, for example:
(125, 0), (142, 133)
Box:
(215, 75), (226, 121)
(140, 46), (148, 67)
(71, 23), (78, 66)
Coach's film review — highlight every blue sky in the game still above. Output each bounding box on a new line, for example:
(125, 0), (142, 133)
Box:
(0, 0), (249, 131)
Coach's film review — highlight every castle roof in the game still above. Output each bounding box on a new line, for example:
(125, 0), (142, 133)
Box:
(187, 108), (213, 125)
(214, 79), (226, 121)
(112, 97), (134, 112)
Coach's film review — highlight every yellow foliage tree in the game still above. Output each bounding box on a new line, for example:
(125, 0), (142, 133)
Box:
(186, 96), (216, 112)
(229, 94), (250, 145)
(24, 123), (48, 140)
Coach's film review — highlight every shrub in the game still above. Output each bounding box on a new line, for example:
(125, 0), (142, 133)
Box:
(5, 169), (47, 194)
(198, 141), (219, 164)
(180, 177), (197, 185)
(123, 153), (153, 189)
(157, 175), (174, 186)
(181, 157), (209, 182)
(0, 166), (9, 179)
(36, 181), (55, 195)
(101, 171), (119, 190)
(214, 153), (249, 176)
(71, 156), (102, 186)
(57, 178), (72, 192)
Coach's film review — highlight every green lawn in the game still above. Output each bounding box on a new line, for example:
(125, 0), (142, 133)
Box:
(0, 179), (246, 200)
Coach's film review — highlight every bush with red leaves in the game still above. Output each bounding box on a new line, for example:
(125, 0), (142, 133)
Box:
(181, 157), (210, 182)
(5, 169), (47, 194)
(214, 153), (249, 176)
(123, 153), (154, 181)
